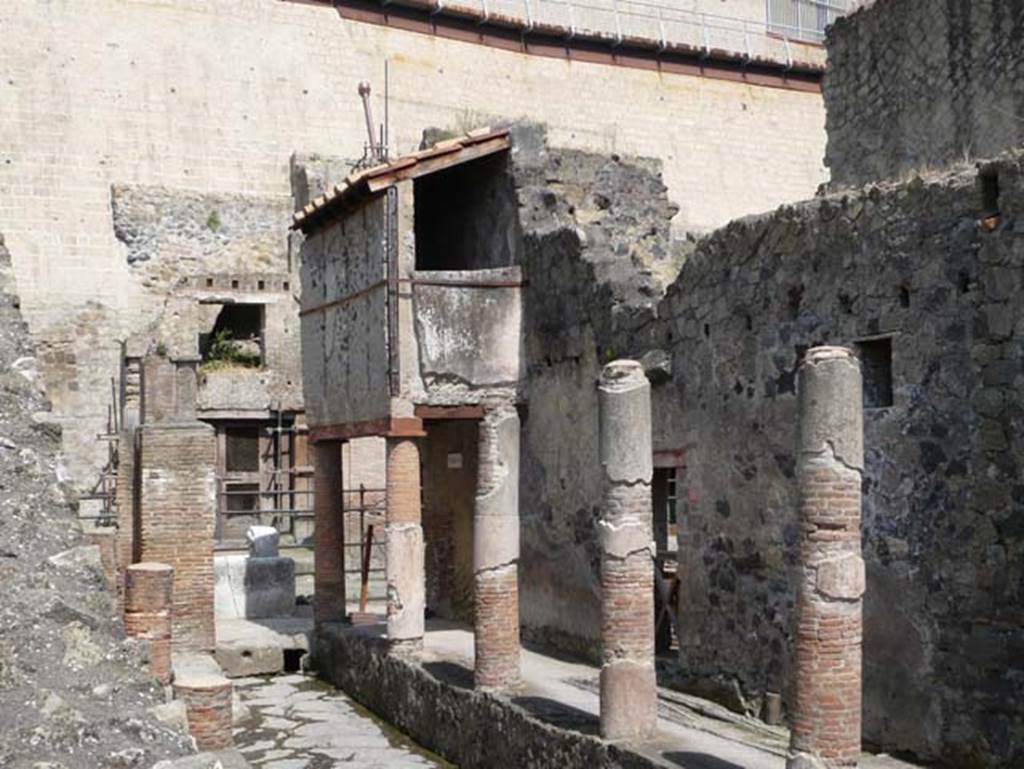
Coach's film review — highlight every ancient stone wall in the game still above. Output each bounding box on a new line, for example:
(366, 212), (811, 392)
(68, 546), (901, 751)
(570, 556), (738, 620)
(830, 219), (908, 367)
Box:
(509, 125), (1023, 766)
(0, 0), (827, 484)
(824, 0), (1024, 187)
(513, 126), (674, 656)
(314, 624), (673, 769)
(651, 153), (1024, 767)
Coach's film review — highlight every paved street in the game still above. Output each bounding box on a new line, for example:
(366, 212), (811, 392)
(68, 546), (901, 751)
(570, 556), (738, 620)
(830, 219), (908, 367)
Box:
(233, 674), (449, 768)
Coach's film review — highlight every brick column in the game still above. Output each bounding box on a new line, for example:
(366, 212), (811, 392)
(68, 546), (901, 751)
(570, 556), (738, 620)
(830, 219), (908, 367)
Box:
(598, 360), (657, 741)
(385, 436), (425, 656)
(473, 400), (521, 690)
(313, 440), (346, 624)
(173, 675), (233, 750)
(124, 562), (174, 685)
(138, 421), (217, 652)
(788, 347), (865, 769)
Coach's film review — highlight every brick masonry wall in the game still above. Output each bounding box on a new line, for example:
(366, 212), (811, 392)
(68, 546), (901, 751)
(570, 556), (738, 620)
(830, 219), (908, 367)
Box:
(824, 0), (1024, 187)
(0, 0), (826, 486)
(138, 422), (217, 652)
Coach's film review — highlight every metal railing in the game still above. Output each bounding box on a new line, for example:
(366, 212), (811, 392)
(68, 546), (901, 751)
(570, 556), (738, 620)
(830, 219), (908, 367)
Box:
(411, 0), (848, 62)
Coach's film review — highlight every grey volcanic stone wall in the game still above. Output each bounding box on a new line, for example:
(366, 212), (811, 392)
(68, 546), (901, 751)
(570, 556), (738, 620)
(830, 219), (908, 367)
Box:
(653, 154), (1024, 768)
(511, 125), (684, 657)
(824, 0), (1024, 188)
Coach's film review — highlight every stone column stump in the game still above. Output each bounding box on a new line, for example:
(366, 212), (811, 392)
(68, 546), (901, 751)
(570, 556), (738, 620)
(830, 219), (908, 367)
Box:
(473, 400), (521, 690)
(386, 436), (425, 656)
(597, 360), (657, 741)
(172, 665), (233, 751)
(124, 562), (174, 685)
(788, 346), (865, 769)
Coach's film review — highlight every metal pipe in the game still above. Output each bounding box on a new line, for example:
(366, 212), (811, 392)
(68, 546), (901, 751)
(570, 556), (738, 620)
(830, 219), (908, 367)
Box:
(358, 81), (379, 161)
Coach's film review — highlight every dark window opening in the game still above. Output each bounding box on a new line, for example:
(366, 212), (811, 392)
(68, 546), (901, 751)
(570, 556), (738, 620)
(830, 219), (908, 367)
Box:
(205, 277), (214, 287)
(899, 285), (911, 308)
(231, 279), (239, 289)
(225, 427), (260, 472)
(199, 303), (264, 368)
(856, 337), (893, 408)
(225, 481), (259, 510)
(980, 169), (1001, 217)
(652, 467), (679, 555)
(257, 279), (265, 290)
(413, 151), (522, 271)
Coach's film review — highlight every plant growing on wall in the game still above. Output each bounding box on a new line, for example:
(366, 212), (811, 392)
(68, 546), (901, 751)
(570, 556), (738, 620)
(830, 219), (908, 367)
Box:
(201, 328), (260, 370)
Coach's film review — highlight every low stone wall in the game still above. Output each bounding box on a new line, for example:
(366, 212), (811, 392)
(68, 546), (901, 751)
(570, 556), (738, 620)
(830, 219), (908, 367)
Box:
(312, 625), (659, 769)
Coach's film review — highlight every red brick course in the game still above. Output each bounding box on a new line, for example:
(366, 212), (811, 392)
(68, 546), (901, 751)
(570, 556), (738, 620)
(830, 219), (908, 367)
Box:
(474, 565), (520, 689)
(791, 459), (863, 766)
(173, 676), (233, 751)
(138, 423), (217, 652)
(386, 438), (421, 525)
(124, 562), (174, 685)
(314, 441), (346, 624)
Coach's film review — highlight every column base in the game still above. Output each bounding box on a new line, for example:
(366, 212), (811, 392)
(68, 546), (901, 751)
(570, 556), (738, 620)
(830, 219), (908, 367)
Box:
(599, 660), (657, 741)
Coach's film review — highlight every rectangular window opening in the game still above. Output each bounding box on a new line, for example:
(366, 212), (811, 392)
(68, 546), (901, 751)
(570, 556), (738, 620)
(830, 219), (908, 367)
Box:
(413, 150), (522, 271)
(652, 467), (679, 555)
(980, 169), (1001, 217)
(225, 426), (260, 472)
(766, 0), (849, 43)
(856, 337), (894, 409)
(199, 303), (264, 369)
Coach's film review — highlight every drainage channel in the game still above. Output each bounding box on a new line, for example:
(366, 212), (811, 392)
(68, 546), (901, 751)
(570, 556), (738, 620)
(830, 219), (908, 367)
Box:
(233, 672), (453, 768)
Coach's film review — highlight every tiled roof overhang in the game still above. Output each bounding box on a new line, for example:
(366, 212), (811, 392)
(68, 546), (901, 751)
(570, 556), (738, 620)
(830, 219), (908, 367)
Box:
(291, 127), (511, 235)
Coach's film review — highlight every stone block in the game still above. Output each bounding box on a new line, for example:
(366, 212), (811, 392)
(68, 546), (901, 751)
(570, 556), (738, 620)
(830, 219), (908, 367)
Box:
(246, 525), (280, 558)
(214, 642), (284, 678)
(214, 554), (295, 620)
(816, 554), (866, 601)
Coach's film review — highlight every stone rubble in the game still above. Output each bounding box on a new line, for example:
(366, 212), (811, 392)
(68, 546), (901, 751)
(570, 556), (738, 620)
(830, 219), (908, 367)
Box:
(0, 233), (193, 767)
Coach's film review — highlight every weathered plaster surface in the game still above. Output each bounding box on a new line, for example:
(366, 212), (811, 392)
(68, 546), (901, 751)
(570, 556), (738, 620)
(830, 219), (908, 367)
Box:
(299, 198), (390, 429)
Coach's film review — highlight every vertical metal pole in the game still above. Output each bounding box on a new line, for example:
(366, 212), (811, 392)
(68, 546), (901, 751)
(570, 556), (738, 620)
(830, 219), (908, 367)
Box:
(385, 186), (400, 397)
(612, 0), (623, 44)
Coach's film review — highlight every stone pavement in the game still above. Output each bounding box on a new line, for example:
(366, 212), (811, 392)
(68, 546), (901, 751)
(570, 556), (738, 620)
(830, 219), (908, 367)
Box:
(233, 673), (449, 768)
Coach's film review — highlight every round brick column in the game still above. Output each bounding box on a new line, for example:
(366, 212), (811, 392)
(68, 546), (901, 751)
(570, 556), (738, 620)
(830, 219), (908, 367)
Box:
(788, 347), (864, 769)
(597, 360), (657, 741)
(386, 436), (425, 656)
(173, 674), (233, 750)
(473, 400), (521, 690)
(124, 562), (174, 685)
(313, 441), (346, 625)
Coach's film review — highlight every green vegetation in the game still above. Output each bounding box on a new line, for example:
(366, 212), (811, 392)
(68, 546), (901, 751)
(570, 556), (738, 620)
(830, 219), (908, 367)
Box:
(201, 328), (260, 370)
(206, 209), (222, 232)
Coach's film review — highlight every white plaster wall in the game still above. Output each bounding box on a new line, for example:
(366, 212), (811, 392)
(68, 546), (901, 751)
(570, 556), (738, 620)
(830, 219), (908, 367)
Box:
(0, 0), (827, 483)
